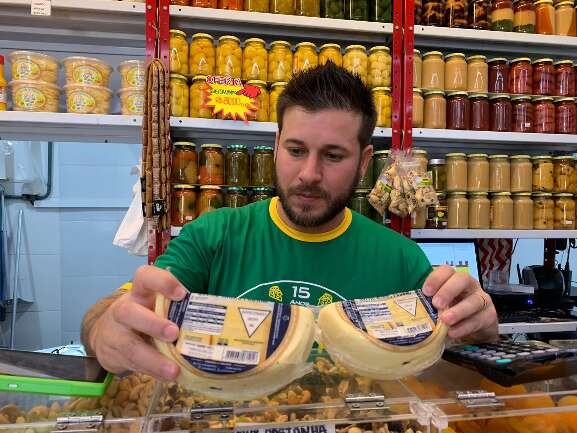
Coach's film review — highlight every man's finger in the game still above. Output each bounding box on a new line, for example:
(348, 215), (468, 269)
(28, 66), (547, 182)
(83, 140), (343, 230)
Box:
(432, 272), (477, 310)
(440, 291), (487, 326)
(422, 265), (454, 297)
(446, 310), (490, 339)
(113, 300), (180, 342)
(131, 265), (187, 305)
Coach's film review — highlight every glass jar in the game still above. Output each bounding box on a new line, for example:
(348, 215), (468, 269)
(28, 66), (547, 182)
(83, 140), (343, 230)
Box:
(446, 153), (468, 192)
(414, 49), (423, 88)
(511, 155), (533, 192)
(445, 0), (468, 27)
(225, 187), (249, 208)
(489, 94), (512, 132)
(172, 185), (197, 227)
(343, 45), (368, 83)
(242, 38), (267, 81)
(369, 0), (393, 22)
(293, 42), (318, 74)
(429, 158), (447, 191)
(469, 0), (489, 28)
(413, 88), (424, 128)
(321, 0), (345, 17)
(535, 0), (556, 33)
(468, 153), (490, 192)
(190, 75), (212, 119)
(490, 0), (514, 30)
(192, 0), (216, 7)
(445, 53), (467, 92)
(170, 73), (189, 117)
(422, 0), (444, 25)
(268, 41), (293, 83)
(319, 44), (343, 67)
(488, 57), (509, 93)
(252, 145), (274, 186)
(346, 0), (369, 20)
(198, 186), (223, 216)
(555, 0), (577, 34)
(467, 55), (488, 93)
(513, 0), (536, 31)
(226, 144), (250, 187)
(247, 80), (269, 122)
(424, 90), (447, 128)
(533, 155), (554, 192)
(422, 51), (445, 90)
(509, 58), (532, 94)
(411, 207), (427, 229)
(296, 0), (321, 16)
(489, 154), (511, 192)
(554, 155), (575, 192)
(189, 33), (215, 76)
(217, 35), (242, 78)
(350, 190), (372, 217)
(373, 150), (390, 181)
(554, 193), (576, 228)
(412, 149), (429, 173)
(447, 91), (470, 130)
(269, 82), (286, 123)
(533, 96), (556, 134)
(532, 58), (555, 96)
(555, 97), (577, 134)
(447, 192), (469, 228)
(469, 93), (490, 130)
(199, 144), (224, 185)
(511, 96), (533, 132)
(426, 193), (448, 228)
(368, 46), (391, 88)
(372, 87), (392, 127)
(170, 29), (189, 76)
(513, 193), (534, 229)
(358, 157), (374, 188)
(554, 60), (575, 97)
(272, 0), (294, 12)
(491, 192), (514, 229)
(415, 0), (423, 23)
(244, 0), (268, 11)
(252, 187), (275, 202)
(468, 192), (491, 228)
(172, 142), (198, 184)
(533, 192), (555, 229)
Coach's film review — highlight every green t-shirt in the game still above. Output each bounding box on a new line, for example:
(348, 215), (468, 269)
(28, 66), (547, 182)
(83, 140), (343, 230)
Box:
(155, 197), (432, 306)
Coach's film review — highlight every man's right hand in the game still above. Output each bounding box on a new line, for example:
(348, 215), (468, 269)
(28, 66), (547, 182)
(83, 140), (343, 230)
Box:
(88, 265), (187, 381)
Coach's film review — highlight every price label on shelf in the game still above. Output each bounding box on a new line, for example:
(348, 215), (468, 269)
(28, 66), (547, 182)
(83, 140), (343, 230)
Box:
(31, 0), (51, 16)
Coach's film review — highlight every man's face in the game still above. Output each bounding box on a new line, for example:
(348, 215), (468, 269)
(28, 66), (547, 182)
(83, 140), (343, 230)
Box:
(275, 107), (373, 227)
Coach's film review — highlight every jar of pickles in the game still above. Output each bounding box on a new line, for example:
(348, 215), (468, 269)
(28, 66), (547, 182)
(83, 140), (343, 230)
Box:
(200, 144), (224, 185)
(217, 36), (242, 78)
(321, 0), (345, 17)
(533, 96), (555, 134)
(430, 159), (447, 191)
(422, 51), (445, 90)
(468, 192), (491, 228)
(293, 42), (318, 74)
(373, 150), (390, 181)
(469, 0), (490, 27)
(343, 45), (368, 82)
(252, 145), (274, 186)
(346, 0), (370, 20)
(445, 0), (468, 27)
(555, 1), (576, 35)
(413, 88), (424, 128)
(226, 144), (250, 187)
(511, 95), (533, 132)
(225, 187), (249, 208)
(319, 44), (343, 67)
(269, 82), (286, 123)
(370, 0), (393, 22)
(448, 192), (469, 228)
(532, 58), (555, 96)
(468, 153), (490, 192)
(242, 38), (267, 81)
(445, 53), (467, 92)
(252, 187), (275, 202)
(424, 90), (447, 129)
(170, 73), (189, 117)
(172, 185), (197, 227)
(554, 60), (575, 97)
(372, 87), (392, 127)
(446, 153), (468, 192)
(469, 93), (490, 130)
(350, 190), (372, 217)
(510, 58), (532, 94)
(535, 0), (556, 34)
(511, 154), (532, 192)
(247, 80), (269, 122)
(426, 193), (448, 228)
(190, 75), (212, 119)
(489, 94), (512, 132)
(447, 91), (470, 130)
(422, 0), (444, 25)
(490, 0), (514, 30)
(554, 193), (575, 228)
(268, 41), (293, 83)
(533, 155), (554, 192)
(555, 97), (577, 134)
(358, 157), (374, 188)
(172, 142), (198, 184)
(414, 49), (423, 88)
(489, 154), (511, 192)
(513, 193), (533, 229)
(272, 0), (295, 13)
(244, 0), (268, 11)
(467, 55), (488, 93)
(190, 33), (215, 76)
(198, 186), (223, 216)
(491, 192), (513, 229)
(533, 192), (555, 229)
(170, 29), (188, 75)
(554, 155), (575, 192)
(296, 0), (321, 16)
(513, 0), (536, 31)
(368, 46), (391, 88)
(488, 57), (509, 93)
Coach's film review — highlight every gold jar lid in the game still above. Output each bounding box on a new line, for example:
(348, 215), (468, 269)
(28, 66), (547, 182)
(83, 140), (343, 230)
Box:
(270, 40), (291, 48)
(510, 154), (531, 159)
(423, 51), (444, 58)
(488, 57), (509, 63)
(170, 29), (187, 38)
(446, 152), (467, 157)
(447, 91), (469, 98)
(201, 143), (223, 149)
(468, 93), (489, 99)
(412, 149), (428, 155)
(170, 73), (188, 82)
(445, 52), (466, 60)
(173, 141), (196, 147)
(219, 35), (241, 43)
(554, 193), (574, 197)
(534, 0), (553, 5)
(468, 153), (489, 158)
(374, 150), (390, 156)
(192, 75), (207, 82)
(320, 43), (342, 50)
(554, 59), (574, 66)
(173, 184), (196, 189)
(370, 46), (390, 53)
(511, 57), (531, 63)
(492, 192), (512, 196)
(532, 58), (554, 64)
(511, 95), (532, 102)
(489, 154), (509, 159)
(295, 42), (317, 49)
(271, 81), (288, 88)
(372, 87), (391, 92)
(192, 33), (213, 40)
(247, 79), (267, 88)
(354, 188), (372, 193)
(414, 49), (421, 55)
(512, 192), (533, 196)
(245, 37), (266, 45)
(467, 55), (487, 62)
(200, 185), (222, 190)
(554, 97), (576, 103)
(448, 191), (468, 196)
(345, 45), (367, 53)
(532, 155), (553, 160)
(489, 94), (511, 100)
(413, 88), (423, 94)
(553, 155), (575, 160)
(533, 192), (553, 197)
(533, 96), (555, 103)
(557, 0), (574, 6)
(424, 89), (445, 96)
(469, 192), (489, 196)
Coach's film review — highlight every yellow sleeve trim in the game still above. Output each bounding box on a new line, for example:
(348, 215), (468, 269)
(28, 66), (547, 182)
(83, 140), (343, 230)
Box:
(269, 196), (352, 243)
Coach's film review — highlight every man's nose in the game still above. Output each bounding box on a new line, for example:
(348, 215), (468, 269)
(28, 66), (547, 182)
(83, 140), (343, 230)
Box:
(298, 153), (323, 184)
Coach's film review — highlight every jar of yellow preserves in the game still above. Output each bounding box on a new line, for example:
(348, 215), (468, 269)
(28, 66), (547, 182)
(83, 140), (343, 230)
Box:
(372, 87), (392, 127)
(268, 41), (293, 83)
(343, 45), (368, 83)
(217, 35), (242, 78)
(190, 75), (212, 119)
(170, 73), (189, 117)
(513, 193), (533, 229)
(271, 0), (294, 13)
(189, 33), (215, 76)
(244, 0), (269, 12)
(554, 193), (575, 228)
(293, 42), (318, 74)
(269, 82), (287, 122)
(247, 80), (269, 122)
(319, 44), (343, 67)
(368, 46), (392, 88)
(296, 0), (321, 15)
(242, 38), (268, 81)
(172, 142), (198, 184)
(490, 192), (514, 229)
(170, 29), (189, 75)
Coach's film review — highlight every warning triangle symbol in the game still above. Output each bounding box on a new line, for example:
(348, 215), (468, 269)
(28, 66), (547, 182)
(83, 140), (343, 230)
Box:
(239, 308), (271, 337)
(395, 298), (417, 317)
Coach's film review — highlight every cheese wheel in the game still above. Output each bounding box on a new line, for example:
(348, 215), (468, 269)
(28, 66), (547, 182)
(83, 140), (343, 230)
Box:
(154, 292), (316, 401)
(317, 290), (448, 380)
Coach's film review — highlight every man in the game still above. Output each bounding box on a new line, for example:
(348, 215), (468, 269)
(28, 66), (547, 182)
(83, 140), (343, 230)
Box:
(82, 62), (498, 382)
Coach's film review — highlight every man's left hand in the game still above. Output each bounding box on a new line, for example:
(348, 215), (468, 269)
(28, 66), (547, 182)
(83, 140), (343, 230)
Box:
(422, 265), (498, 342)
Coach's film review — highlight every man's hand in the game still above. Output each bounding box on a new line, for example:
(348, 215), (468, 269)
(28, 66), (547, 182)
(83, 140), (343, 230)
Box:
(422, 265), (498, 342)
(87, 266), (186, 381)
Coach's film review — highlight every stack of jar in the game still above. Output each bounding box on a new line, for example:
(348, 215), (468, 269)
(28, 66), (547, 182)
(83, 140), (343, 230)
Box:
(62, 56), (113, 114)
(171, 142), (276, 226)
(117, 60), (146, 115)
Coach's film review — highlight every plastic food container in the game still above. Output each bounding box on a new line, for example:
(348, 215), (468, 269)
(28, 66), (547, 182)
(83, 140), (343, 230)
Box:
(64, 83), (112, 114)
(9, 51), (59, 84)
(118, 60), (146, 89)
(118, 87), (144, 115)
(10, 80), (60, 112)
(62, 56), (113, 87)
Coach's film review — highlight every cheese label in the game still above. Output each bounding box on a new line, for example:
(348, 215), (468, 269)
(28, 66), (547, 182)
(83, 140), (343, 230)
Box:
(168, 293), (292, 374)
(341, 290), (438, 346)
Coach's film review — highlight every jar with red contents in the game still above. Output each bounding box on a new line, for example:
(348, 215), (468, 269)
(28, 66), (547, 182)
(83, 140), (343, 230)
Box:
(490, 94), (512, 132)
(511, 95), (533, 132)
(555, 97), (577, 134)
(533, 96), (556, 133)
(469, 93), (490, 130)
(510, 58), (532, 94)
(554, 60), (575, 97)
(488, 57), (509, 93)
(532, 58), (555, 96)
(446, 91), (470, 129)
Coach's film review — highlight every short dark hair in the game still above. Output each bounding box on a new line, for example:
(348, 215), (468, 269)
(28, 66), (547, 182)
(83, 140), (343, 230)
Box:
(276, 62), (377, 148)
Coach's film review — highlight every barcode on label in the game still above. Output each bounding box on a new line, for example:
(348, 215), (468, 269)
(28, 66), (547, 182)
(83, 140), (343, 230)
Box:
(405, 323), (432, 335)
(223, 348), (260, 365)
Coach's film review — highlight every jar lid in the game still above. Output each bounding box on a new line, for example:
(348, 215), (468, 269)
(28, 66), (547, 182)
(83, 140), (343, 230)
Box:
(555, 97), (576, 103)
(554, 193), (574, 197)
(414, 49), (421, 55)
(512, 192), (532, 196)
(295, 42), (317, 49)
(468, 93), (489, 99)
(247, 79), (267, 87)
(200, 185), (222, 190)
(447, 91), (468, 97)
(245, 37), (266, 45)
(413, 88), (423, 94)
(169, 29), (187, 37)
(489, 93), (511, 100)
(374, 150), (390, 155)
(170, 73), (188, 82)
(372, 87), (391, 92)
(412, 149), (428, 155)
(511, 57), (531, 63)
(228, 144), (248, 150)
(192, 33), (214, 40)
(436, 192), (446, 197)
(467, 55), (487, 62)
(201, 143), (223, 149)
(320, 43), (342, 50)
(488, 154), (509, 159)
(487, 57), (509, 63)
(354, 189), (372, 193)
(557, 1), (574, 7)
(533, 96), (554, 102)
(532, 155), (553, 159)
(448, 191), (467, 196)
(446, 152), (467, 157)
(492, 192), (511, 196)
(445, 52), (466, 59)
(533, 192), (553, 196)
(534, 0), (553, 5)
(271, 81), (288, 88)
(173, 184), (196, 189)
(345, 44), (367, 52)
(270, 40), (291, 48)
(228, 186), (248, 192)
(553, 155), (575, 159)
(554, 59), (574, 66)
(468, 153), (488, 158)
(422, 51), (444, 58)
(424, 89), (445, 96)
(511, 95), (532, 102)
(429, 158), (446, 165)
(469, 192), (489, 196)
(255, 145), (274, 151)
(370, 46), (390, 53)
(532, 57), (554, 64)
(173, 141), (196, 147)
(510, 154), (531, 159)
(219, 35), (241, 43)
(192, 75), (207, 82)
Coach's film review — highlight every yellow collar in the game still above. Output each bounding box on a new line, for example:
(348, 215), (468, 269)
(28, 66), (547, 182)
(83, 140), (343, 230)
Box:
(269, 196), (352, 243)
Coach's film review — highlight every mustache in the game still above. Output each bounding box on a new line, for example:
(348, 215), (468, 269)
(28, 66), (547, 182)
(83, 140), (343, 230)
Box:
(288, 185), (330, 199)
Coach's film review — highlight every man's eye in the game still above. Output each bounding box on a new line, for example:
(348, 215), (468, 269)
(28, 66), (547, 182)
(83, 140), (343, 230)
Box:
(326, 153), (344, 162)
(288, 148), (305, 156)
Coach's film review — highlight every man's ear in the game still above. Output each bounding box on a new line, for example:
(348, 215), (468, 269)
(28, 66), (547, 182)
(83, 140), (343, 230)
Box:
(360, 144), (374, 178)
(274, 130), (280, 163)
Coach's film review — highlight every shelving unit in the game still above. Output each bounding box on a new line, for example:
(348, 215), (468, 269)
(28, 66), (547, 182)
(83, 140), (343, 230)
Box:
(412, 230), (577, 239)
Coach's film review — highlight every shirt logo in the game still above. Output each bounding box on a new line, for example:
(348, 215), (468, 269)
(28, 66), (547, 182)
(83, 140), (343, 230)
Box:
(238, 280), (346, 306)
